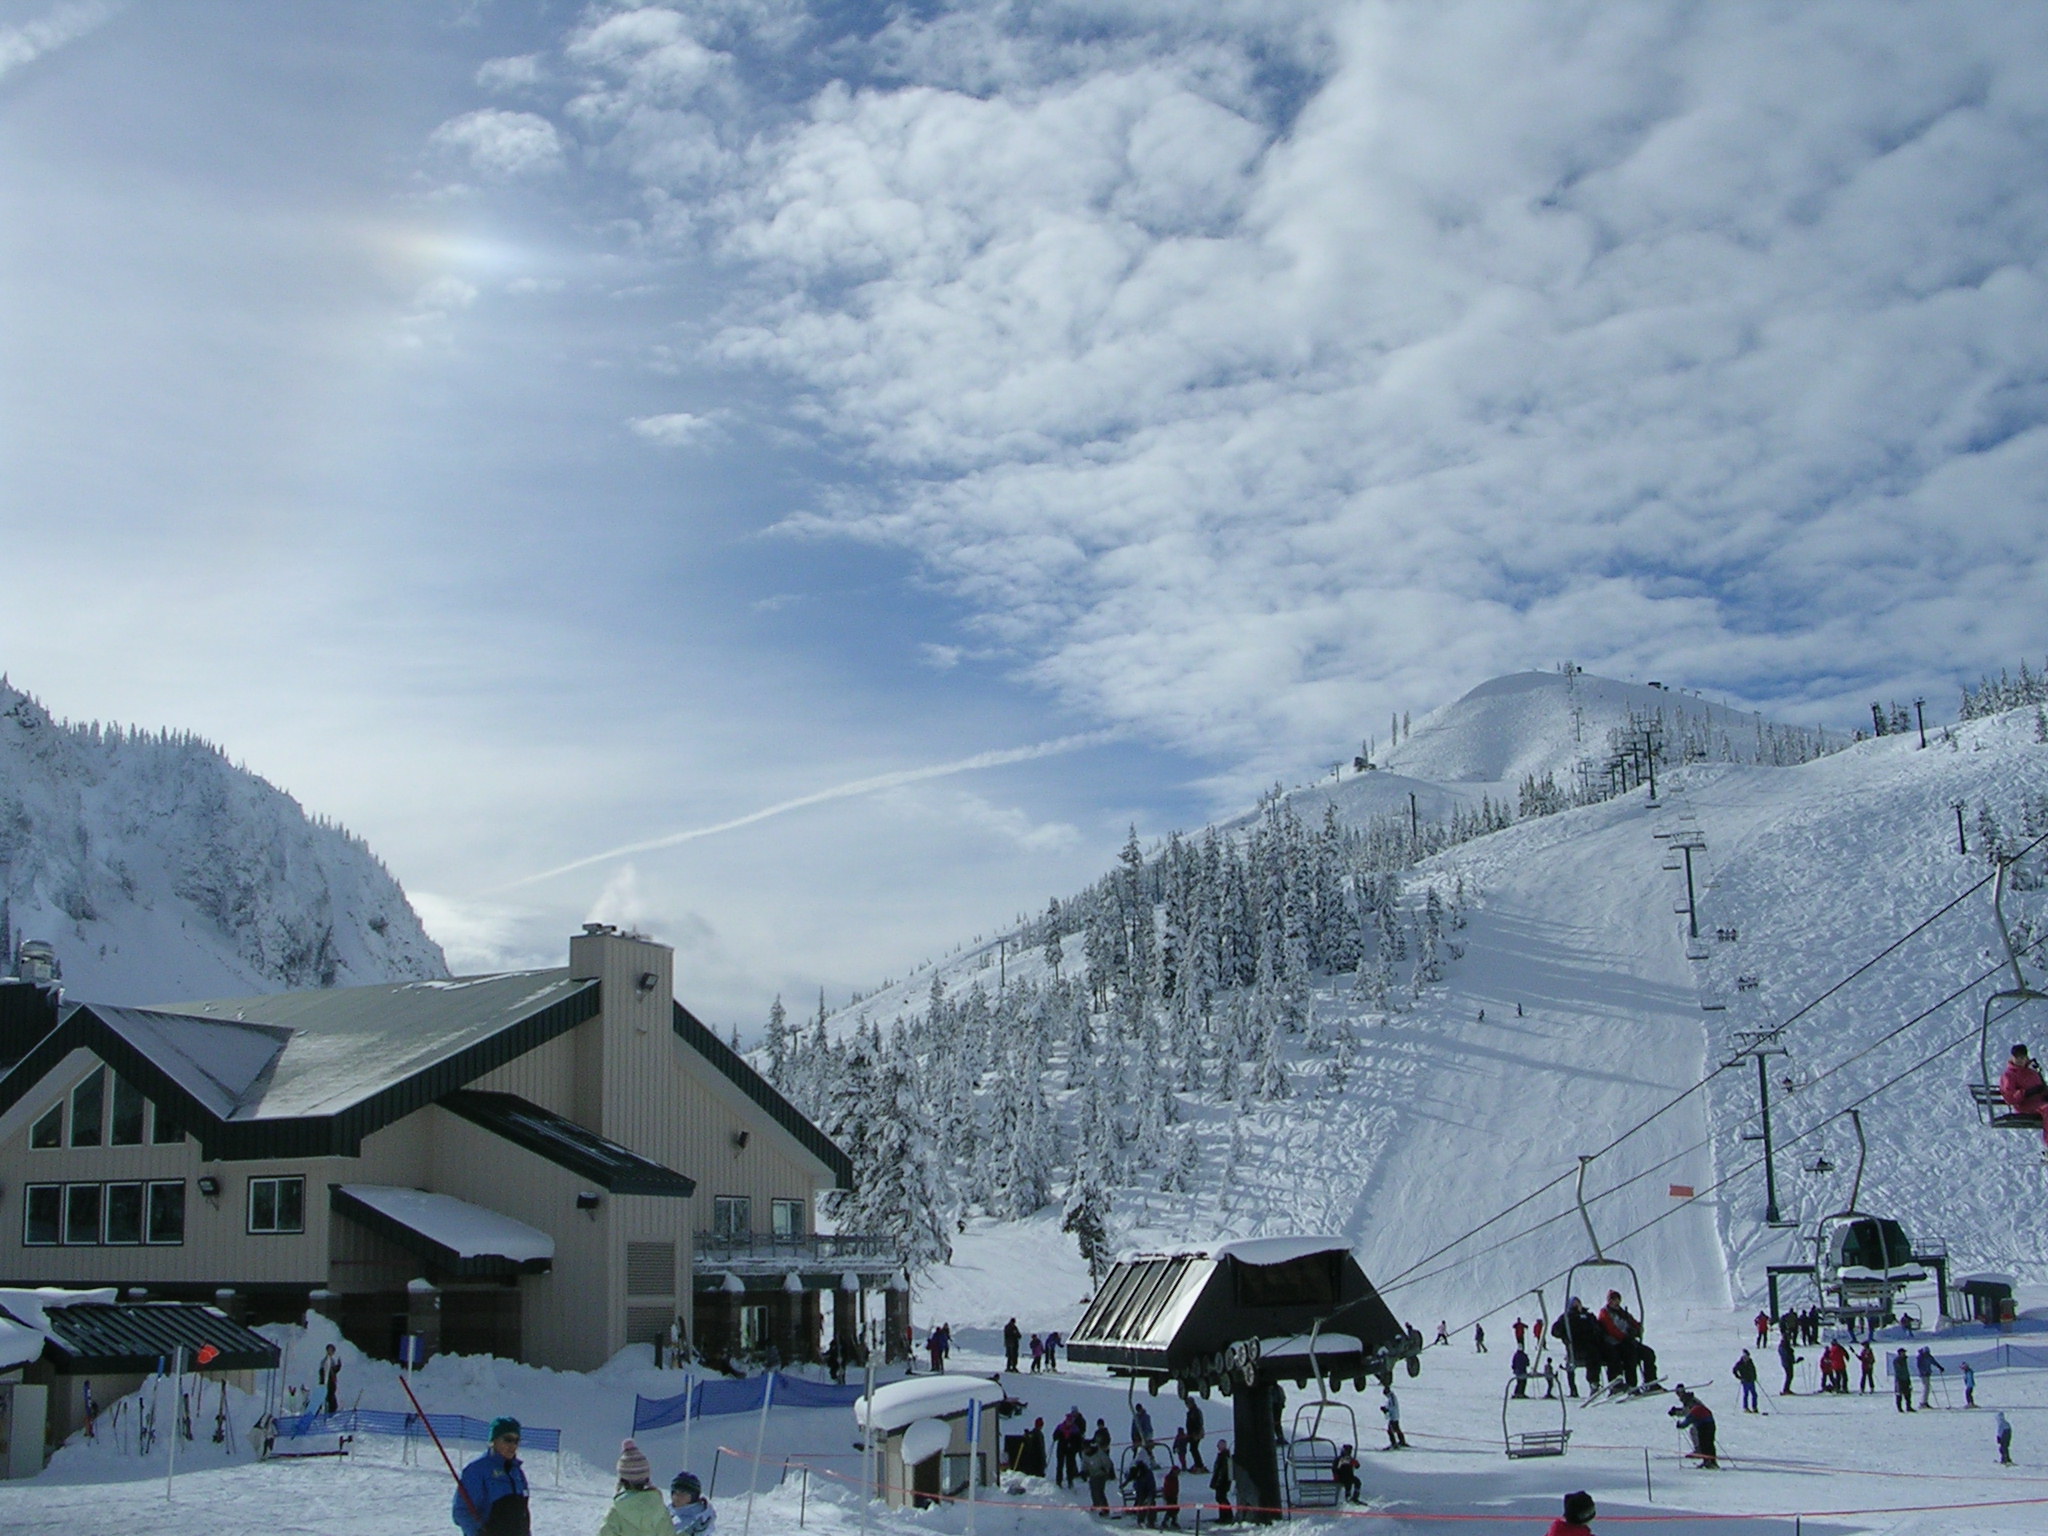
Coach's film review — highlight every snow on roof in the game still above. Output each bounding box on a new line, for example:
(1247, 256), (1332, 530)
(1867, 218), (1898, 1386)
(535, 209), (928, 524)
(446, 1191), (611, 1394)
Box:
(0, 1315), (42, 1370)
(336, 1186), (553, 1264)
(855, 1375), (1006, 1433)
(0, 1286), (118, 1368)
(1210, 1236), (1349, 1267)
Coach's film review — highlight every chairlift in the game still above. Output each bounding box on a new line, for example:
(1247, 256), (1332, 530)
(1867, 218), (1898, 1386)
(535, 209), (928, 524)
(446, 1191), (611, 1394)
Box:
(1501, 1364), (1570, 1459)
(1279, 1322), (1354, 1511)
(1971, 859), (2048, 1130)
(1811, 1109), (1925, 1316)
(1563, 1157), (1648, 1387)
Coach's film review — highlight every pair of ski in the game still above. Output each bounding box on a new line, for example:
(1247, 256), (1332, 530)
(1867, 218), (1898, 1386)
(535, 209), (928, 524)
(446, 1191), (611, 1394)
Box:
(1581, 1376), (1686, 1406)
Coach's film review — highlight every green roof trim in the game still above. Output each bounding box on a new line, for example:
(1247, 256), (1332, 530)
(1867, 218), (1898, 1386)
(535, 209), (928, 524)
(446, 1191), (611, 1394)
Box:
(672, 1001), (853, 1189)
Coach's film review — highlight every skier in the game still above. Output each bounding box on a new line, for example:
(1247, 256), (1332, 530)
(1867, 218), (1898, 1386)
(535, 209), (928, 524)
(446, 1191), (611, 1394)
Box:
(1753, 1311), (1770, 1347)
(1122, 1449), (1158, 1528)
(926, 1325), (947, 1374)
(1379, 1385), (1407, 1449)
(601, 1440), (671, 1536)
(1916, 1346), (1945, 1408)
(1332, 1444), (1362, 1504)
(1434, 1320), (1450, 1346)
(453, 1418), (530, 1536)
(1030, 1334), (1044, 1373)
(1669, 1387), (1717, 1469)
(319, 1344), (342, 1417)
(1510, 1346), (1531, 1399)
(1998, 1043), (2048, 1153)
(1131, 1397), (1155, 1452)
(1597, 1291), (1641, 1389)
(1171, 1425), (1188, 1470)
(1004, 1318), (1022, 1373)
(1184, 1396), (1207, 1471)
(1997, 1410), (2013, 1465)
(668, 1471), (716, 1536)
(1160, 1462), (1183, 1529)
(1732, 1349), (1759, 1414)
(1777, 1332), (1800, 1396)
(1513, 1317), (1528, 1351)
(1533, 1315), (1545, 1350)
(1210, 1441), (1234, 1525)
(1045, 1330), (1062, 1371)
(1055, 1407), (1086, 1486)
(1473, 1323), (1487, 1354)
(1545, 1490), (1597, 1536)
(1963, 1361), (1977, 1407)
(1892, 1348), (1915, 1413)
(1858, 1342), (1876, 1394)
(1082, 1438), (1116, 1515)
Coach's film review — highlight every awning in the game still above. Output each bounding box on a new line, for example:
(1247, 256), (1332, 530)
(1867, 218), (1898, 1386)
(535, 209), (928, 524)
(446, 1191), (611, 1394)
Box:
(332, 1184), (553, 1278)
(36, 1303), (280, 1375)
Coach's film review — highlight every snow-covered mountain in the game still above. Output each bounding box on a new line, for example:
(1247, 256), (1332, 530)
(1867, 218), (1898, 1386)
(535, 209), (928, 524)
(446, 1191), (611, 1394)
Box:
(797, 668), (2048, 1332)
(0, 679), (446, 1002)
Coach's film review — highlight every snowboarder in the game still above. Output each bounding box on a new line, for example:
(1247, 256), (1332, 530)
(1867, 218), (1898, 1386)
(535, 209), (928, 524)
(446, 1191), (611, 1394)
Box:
(1379, 1386), (1407, 1449)
(453, 1418), (530, 1536)
(1963, 1361), (1977, 1407)
(1183, 1397), (1207, 1471)
(1210, 1441), (1234, 1525)
(1753, 1312), (1770, 1347)
(1004, 1318), (1022, 1373)
(1473, 1323), (1488, 1353)
(1545, 1490), (1596, 1536)
(1030, 1334), (1044, 1373)
(1916, 1346), (1945, 1408)
(1732, 1350), (1759, 1413)
(1669, 1387), (1716, 1469)
(1332, 1444), (1361, 1504)
(1777, 1333), (1799, 1396)
(1998, 1043), (2048, 1152)
(601, 1440), (671, 1536)
(1858, 1342), (1876, 1394)
(1892, 1348), (1915, 1413)
(1511, 1346), (1531, 1398)
(1997, 1410), (2013, 1465)
(319, 1344), (341, 1417)
(1016, 1419), (1048, 1477)
(668, 1471), (716, 1536)
(1122, 1450), (1158, 1527)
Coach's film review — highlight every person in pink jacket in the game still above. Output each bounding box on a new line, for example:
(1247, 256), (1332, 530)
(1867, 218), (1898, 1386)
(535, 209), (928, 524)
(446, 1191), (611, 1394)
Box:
(1999, 1043), (2048, 1151)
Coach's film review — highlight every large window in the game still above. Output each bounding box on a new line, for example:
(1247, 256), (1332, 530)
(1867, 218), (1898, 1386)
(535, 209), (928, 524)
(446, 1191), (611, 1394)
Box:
(63, 1184), (102, 1245)
(146, 1181), (186, 1245)
(29, 1103), (61, 1149)
(104, 1183), (144, 1245)
(69, 1070), (104, 1147)
(23, 1185), (60, 1246)
(247, 1175), (304, 1235)
(713, 1195), (751, 1239)
(109, 1076), (146, 1146)
(151, 1102), (183, 1144)
(771, 1198), (805, 1239)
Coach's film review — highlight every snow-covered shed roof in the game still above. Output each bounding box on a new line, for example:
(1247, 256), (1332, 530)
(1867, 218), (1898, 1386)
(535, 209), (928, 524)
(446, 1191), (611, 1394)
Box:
(0, 1287), (115, 1370)
(855, 1375), (1007, 1433)
(333, 1185), (554, 1276)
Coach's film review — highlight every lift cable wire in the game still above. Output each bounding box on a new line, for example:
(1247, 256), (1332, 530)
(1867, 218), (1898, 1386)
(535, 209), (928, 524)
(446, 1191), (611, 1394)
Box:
(1376, 831), (2046, 1297)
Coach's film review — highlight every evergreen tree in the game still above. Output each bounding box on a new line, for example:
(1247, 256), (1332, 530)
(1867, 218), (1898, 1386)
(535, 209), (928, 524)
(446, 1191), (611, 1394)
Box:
(763, 994), (790, 1085)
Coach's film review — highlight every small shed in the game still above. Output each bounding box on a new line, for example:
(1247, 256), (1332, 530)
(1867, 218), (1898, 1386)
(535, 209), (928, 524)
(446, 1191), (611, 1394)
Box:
(854, 1375), (1007, 1509)
(1959, 1274), (2017, 1328)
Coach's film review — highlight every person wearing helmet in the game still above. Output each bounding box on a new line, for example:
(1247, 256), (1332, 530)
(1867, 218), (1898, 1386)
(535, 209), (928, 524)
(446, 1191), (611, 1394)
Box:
(670, 1470), (717, 1536)
(1546, 1490), (1596, 1535)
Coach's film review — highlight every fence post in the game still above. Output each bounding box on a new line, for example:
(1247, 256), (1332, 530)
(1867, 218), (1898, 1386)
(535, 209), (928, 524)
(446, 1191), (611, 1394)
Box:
(800, 1465), (810, 1528)
(710, 1446), (724, 1499)
(1643, 1447), (1652, 1503)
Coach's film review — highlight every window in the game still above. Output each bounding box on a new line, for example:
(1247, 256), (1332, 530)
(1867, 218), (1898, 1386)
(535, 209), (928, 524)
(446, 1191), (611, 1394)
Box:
(739, 1305), (768, 1351)
(713, 1196), (751, 1239)
(29, 1103), (61, 1150)
(23, 1185), (60, 1246)
(63, 1184), (102, 1245)
(146, 1181), (186, 1245)
(247, 1175), (304, 1235)
(771, 1198), (804, 1239)
(104, 1183), (144, 1244)
(69, 1069), (104, 1147)
(151, 1102), (183, 1145)
(109, 1076), (145, 1146)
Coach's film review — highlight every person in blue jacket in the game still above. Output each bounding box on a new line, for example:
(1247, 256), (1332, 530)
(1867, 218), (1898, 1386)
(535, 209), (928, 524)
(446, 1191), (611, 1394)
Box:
(454, 1417), (531, 1536)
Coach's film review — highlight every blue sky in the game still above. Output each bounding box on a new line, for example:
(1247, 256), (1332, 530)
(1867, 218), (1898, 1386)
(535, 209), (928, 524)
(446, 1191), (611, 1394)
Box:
(2, 1), (2044, 1026)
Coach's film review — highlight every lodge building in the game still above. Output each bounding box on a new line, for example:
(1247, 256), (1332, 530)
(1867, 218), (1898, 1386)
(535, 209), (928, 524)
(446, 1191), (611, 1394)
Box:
(0, 926), (906, 1371)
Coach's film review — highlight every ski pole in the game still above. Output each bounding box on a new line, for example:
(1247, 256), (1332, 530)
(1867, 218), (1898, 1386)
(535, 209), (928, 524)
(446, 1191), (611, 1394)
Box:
(399, 1373), (486, 1530)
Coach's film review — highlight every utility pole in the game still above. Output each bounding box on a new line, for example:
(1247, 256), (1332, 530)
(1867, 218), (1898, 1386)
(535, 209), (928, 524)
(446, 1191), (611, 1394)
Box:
(1674, 833), (1705, 940)
(1914, 698), (1928, 749)
(1728, 1031), (1792, 1226)
(1953, 800), (1968, 856)
(1407, 792), (1419, 861)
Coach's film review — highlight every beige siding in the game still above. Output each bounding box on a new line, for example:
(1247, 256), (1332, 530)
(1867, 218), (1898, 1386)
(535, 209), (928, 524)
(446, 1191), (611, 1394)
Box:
(469, 1029), (578, 1117)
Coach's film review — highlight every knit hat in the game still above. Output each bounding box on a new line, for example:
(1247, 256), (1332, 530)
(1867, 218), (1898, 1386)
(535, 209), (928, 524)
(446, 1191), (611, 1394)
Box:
(618, 1438), (652, 1485)
(489, 1417), (521, 1444)
(1563, 1490), (1596, 1524)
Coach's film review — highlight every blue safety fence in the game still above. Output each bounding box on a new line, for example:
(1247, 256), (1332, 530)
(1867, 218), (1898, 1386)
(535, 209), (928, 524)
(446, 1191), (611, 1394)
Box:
(272, 1408), (563, 1453)
(633, 1373), (866, 1432)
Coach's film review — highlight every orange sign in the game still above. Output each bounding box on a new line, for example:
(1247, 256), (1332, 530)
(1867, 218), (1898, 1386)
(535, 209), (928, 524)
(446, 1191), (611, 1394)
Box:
(1668, 1184), (1695, 1198)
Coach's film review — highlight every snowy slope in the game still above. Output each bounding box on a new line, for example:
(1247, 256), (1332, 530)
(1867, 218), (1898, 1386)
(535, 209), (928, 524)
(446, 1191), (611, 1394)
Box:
(0, 680), (446, 1002)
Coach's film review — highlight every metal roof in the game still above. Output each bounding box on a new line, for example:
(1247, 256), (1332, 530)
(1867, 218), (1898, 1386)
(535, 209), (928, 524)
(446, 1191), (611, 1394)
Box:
(38, 1303), (280, 1375)
(441, 1089), (695, 1196)
(330, 1185), (553, 1280)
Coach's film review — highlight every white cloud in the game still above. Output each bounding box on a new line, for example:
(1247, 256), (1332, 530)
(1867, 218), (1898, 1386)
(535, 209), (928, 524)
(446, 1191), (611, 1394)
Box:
(476, 53), (544, 94)
(628, 410), (719, 447)
(0, 1), (115, 83)
(430, 108), (565, 179)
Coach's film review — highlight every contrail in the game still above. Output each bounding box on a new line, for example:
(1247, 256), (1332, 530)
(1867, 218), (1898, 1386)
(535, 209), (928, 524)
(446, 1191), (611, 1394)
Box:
(505, 731), (1115, 889)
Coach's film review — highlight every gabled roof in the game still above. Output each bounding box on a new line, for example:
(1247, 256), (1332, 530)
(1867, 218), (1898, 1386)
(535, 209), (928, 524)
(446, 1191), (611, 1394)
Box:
(441, 1090), (695, 1196)
(0, 974), (600, 1160)
(673, 1001), (853, 1188)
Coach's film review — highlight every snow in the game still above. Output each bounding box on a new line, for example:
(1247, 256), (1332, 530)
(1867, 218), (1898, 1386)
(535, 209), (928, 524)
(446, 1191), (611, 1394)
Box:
(1211, 1236), (1350, 1266)
(0, 1286), (118, 1369)
(336, 1186), (554, 1263)
(856, 1375), (1007, 1432)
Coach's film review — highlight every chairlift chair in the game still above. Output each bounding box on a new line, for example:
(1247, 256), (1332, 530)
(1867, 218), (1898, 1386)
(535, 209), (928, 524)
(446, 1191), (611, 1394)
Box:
(1811, 1110), (1926, 1317)
(1501, 1365), (1570, 1460)
(1563, 1157), (1648, 1388)
(1971, 859), (2048, 1130)
(1279, 1324), (1354, 1510)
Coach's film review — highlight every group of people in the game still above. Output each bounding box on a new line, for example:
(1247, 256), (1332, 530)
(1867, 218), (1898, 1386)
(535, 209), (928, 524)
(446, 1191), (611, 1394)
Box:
(1552, 1292), (1656, 1397)
(1039, 1402), (1236, 1524)
(452, 1420), (715, 1536)
(999, 1317), (1063, 1373)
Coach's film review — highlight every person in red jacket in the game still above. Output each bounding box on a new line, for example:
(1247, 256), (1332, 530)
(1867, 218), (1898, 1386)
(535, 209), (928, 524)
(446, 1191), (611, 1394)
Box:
(1545, 1489), (1596, 1535)
(1999, 1044), (2048, 1150)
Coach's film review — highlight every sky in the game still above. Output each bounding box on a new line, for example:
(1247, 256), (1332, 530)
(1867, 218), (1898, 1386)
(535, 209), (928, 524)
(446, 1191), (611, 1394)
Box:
(2, 0), (2045, 1028)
